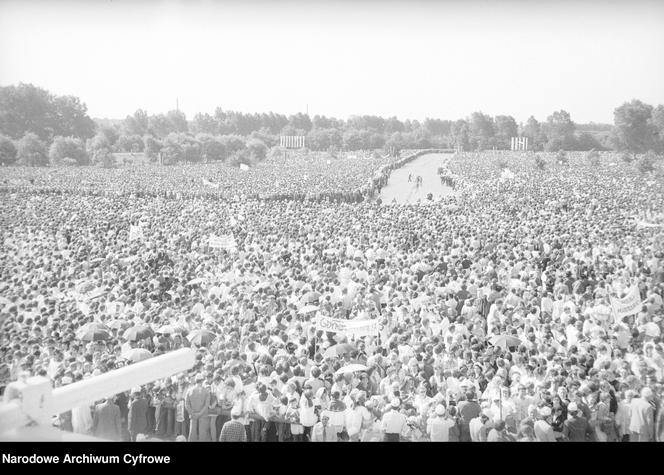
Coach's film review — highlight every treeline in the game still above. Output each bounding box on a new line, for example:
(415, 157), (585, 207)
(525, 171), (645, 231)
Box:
(1, 83), (663, 167)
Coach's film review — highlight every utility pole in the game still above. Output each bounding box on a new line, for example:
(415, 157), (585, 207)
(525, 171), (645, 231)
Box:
(176, 97), (179, 112)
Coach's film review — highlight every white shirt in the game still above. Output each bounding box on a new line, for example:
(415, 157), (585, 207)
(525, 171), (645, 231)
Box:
(427, 416), (454, 442)
(381, 410), (407, 434)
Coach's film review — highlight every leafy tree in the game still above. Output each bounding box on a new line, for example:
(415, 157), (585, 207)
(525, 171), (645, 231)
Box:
(450, 120), (470, 151)
(98, 126), (119, 148)
(191, 113), (218, 135)
(0, 135), (17, 165)
(651, 104), (664, 153)
(384, 117), (405, 135)
(522, 116), (541, 145)
(246, 138), (267, 162)
(576, 132), (603, 151)
(469, 112), (495, 150)
(122, 109), (149, 136)
(49, 136), (88, 166)
(545, 110), (576, 150)
(196, 133), (227, 162)
(87, 133), (113, 166)
(0, 83), (95, 142)
(288, 113), (312, 132)
(143, 136), (162, 160)
(161, 133), (184, 165)
(218, 135), (246, 155)
(613, 100), (656, 153)
(115, 134), (144, 153)
(17, 132), (48, 166)
(494, 115), (518, 149)
(343, 129), (370, 151)
(51, 95), (96, 140)
(147, 114), (173, 137)
(167, 110), (188, 133)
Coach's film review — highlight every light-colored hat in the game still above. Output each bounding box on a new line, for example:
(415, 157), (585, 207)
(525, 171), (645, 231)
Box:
(539, 406), (552, 417)
(567, 402), (578, 412)
(435, 405), (446, 416)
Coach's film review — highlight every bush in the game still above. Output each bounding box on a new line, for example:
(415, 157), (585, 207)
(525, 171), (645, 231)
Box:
(49, 136), (89, 166)
(62, 157), (78, 166)
(0, 135), (17, 165)
(17, 133), (48, 166)
(535, 155), (546, 170)
(497, 159), (508, 170)
(246, 138), (267, 162)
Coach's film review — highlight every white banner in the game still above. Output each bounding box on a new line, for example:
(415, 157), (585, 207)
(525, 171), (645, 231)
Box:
(610, 286), (643, 320)
(202, 178), (220, 188)
(129, 224), (144, 242)
(315, 316), (380, 339)
(209, 234), (237, 251)
(636, 220), (662, 229)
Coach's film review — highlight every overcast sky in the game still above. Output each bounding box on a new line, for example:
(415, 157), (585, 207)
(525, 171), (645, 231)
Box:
(1, 0), (663, 124)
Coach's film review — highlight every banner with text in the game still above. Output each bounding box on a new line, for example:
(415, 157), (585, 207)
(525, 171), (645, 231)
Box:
(209, 234), (237, 251)
(610, 286), (642, 320)
(315, 316), (380, 339)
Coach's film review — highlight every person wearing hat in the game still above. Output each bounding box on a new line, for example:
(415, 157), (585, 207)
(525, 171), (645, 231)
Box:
(381, 398), (407, 442)
(562, 402), (595, 442)
(185, 373), (211, 442)
(219, 406), (248, 442)
(128, 387), (149, 442)
(533, 406), (556, 442)
(427, 404), (455, 442)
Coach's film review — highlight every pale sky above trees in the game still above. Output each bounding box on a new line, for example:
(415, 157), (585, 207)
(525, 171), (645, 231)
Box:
(1, 0), (662, 123)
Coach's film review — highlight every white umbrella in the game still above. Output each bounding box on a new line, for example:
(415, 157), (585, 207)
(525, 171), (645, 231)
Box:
(335, 364), (369, 375)
(298, 305), (319, 314)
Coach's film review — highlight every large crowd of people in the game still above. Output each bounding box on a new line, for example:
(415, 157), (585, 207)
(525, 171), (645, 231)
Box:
(1, 149), (663, 442)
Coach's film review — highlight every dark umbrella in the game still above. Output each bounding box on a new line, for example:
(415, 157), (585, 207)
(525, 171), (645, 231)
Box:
(76, 322), (111, 342)
(187, 329), (217, 347)
(490, 334), (522, 350)
(323, 343), (357, 359)
(123, 325), (155, 342)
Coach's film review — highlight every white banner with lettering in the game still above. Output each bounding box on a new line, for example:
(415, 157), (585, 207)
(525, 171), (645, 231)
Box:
(315, 316), (380, 339)
(209, 234), (237, 251)
(610, 286), (642, 320)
